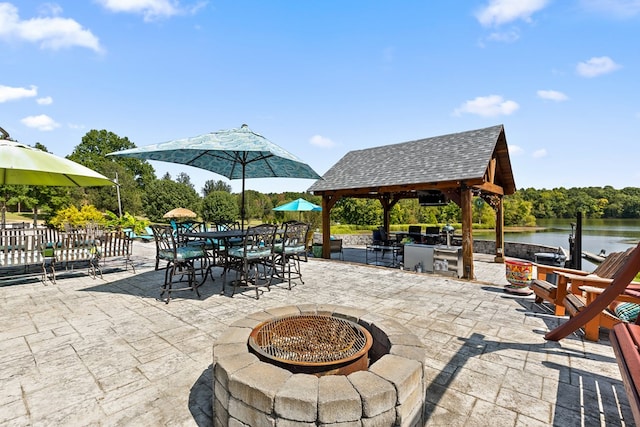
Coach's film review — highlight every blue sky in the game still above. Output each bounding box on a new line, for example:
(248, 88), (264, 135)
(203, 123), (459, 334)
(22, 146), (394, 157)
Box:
(2, 0), (639, 195)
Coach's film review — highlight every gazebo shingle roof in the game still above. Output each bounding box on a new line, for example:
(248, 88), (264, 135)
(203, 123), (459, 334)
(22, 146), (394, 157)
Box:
(308, 124), (515, 195)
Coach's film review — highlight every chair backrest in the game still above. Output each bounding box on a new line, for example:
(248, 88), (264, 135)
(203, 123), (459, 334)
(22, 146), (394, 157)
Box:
(330, 239), (343, 252)
(594, 247), (635, 279)
(282, 222), (309, 251)
(151, 224), (177, 256)
(425, 226), (440, 235)
(378, 226), (388, 241)
(408, 225), (421, 234)
(243, 224), (278, 254)
(175, 221), (206, 242)
(214, 221), (241, 232)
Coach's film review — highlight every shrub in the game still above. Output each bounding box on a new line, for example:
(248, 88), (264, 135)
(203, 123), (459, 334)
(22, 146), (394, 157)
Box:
(48, 205), (106, 230)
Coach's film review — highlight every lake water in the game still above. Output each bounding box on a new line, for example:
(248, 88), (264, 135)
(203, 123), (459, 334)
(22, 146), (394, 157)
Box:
(474, 218), (640, 270)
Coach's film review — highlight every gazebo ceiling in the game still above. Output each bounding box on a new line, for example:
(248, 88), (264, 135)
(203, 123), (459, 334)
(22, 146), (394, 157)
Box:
(308, 124), (516, 199)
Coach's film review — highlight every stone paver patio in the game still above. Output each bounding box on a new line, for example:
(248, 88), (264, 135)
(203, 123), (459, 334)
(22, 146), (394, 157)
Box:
(0, 242), (634, 426)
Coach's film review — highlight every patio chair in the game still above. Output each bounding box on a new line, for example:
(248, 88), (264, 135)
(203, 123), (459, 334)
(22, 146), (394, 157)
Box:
(545, 241), (640, 342)
(563, 284), (640, 341)
(408, 225), (422, 243)
(424, 226), (441, 245)
(212, 220), (242, 272)
(225, 223), (278, 299)
(330, 238), (344, 260)
(150, 224), (207, 303)
(170, 221), (213, 280)
(531, 248), (633, 315)
(272, 221), (310, 289)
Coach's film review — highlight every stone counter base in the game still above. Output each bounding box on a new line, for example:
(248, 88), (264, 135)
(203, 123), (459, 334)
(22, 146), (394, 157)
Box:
(212, 304), (426, 426)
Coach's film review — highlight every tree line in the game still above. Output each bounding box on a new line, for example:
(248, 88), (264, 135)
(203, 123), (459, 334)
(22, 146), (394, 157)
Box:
(2, 129), (639, 229)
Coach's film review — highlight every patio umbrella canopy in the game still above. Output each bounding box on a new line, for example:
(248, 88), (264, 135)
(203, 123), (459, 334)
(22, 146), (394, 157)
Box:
(273, 198), (322, 222)
(273, 198), (322, 212)
(0, 135), (114, 187)
(0, 128), (115, 228)
(163, 207), (197, 219)
(107, 124), (321, 228)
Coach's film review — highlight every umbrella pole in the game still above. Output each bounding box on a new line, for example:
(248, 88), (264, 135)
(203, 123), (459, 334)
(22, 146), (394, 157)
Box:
(241, 166), (246, 229)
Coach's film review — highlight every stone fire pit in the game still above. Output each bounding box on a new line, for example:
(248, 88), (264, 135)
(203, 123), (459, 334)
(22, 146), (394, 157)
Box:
(212, 304), (427, 426)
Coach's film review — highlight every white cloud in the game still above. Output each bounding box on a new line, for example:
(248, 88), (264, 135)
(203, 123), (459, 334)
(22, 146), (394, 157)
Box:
(96, 0), (204, 21)
(309, 135), (335, 148)
(537, 90), (568, 101)
(508, 144), (524, 155)
(453, 95), (519, 117)
(576, 56), (621, 77)
(580, 0), (640, 18)
(0, 84), (37, 102)
(532, 148), (547, 158)
(0, 3), (102, 52)
(21, 114), (60, 131)
(36, 96), (53, 105)
(476, 0), (550, 27)
(486, 30), (520, 43)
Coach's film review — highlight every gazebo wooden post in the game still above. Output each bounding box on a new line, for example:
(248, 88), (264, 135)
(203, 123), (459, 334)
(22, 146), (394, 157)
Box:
(321, 196), (332, 258)
(494, 197), (505, 263)
(379, 196), (392, 237)
(461, 185), (474, 280)
(321, 195), (339, 259)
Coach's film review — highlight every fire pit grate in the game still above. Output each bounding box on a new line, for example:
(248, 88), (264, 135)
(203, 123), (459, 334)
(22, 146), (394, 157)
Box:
(248, 314), (372, 368)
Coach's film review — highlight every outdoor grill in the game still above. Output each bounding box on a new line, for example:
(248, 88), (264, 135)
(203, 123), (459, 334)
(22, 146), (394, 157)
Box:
(248, 314), (373, 376)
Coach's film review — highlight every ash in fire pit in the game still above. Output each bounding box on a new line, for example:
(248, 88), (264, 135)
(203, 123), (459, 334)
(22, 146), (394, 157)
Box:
(248, 314), (373, 376)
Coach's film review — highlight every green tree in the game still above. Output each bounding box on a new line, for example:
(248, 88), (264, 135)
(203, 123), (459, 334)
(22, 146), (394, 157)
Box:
(242, 190), (273, 223)
(142, 177), (202, 222)
(203, 179), (232, 196)
(504, 194), (536, 226)
(332, 198), (382, 225)
(201, 191), (239, 222)
(67, 129), (155, 214)
(176, 172), (194, 190)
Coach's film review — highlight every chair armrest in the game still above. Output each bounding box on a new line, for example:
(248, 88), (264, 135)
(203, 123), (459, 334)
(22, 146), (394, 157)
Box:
(534, 264), (589, 278)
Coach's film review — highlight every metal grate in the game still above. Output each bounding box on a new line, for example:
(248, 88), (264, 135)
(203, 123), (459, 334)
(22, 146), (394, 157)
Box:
(249, 314), (370, 365)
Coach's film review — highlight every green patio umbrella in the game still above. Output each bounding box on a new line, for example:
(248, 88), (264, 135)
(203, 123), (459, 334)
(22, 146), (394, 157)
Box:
(107, 124), (321, 228)
(273, 198), (321, 221)
(0, 130), (115, 227)
(0, 138), (114, 187)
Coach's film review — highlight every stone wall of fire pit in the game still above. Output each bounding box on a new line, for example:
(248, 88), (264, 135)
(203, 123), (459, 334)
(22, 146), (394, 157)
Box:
(212, 304), (427, 426)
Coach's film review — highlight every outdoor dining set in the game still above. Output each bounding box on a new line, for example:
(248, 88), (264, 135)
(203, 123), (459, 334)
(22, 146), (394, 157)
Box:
(150, 220), (312, 303)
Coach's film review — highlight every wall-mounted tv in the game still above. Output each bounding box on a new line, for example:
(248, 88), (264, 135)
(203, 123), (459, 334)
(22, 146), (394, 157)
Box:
(418, 190), (447, 206)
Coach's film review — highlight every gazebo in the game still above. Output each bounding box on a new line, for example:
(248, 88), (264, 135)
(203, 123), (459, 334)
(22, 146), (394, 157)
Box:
(307, 124), (517, 279)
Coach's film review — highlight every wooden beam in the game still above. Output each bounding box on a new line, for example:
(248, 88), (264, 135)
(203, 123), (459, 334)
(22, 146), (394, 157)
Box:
(473, 182), (504, 195)
(486, 158), (496, 183)
(312, 178), (487, 198)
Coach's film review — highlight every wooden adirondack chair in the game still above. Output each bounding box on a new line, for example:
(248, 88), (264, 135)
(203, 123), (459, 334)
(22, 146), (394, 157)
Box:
(545, 242), (640, 342)
(531, 247), (634, 315)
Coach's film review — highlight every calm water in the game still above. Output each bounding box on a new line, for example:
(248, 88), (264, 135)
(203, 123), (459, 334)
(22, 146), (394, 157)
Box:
(474, 218), (640, 270)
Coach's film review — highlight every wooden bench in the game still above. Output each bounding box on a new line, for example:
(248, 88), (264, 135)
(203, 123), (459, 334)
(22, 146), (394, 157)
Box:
(0, 228), (56, 283)
(0, 227), (134, 283)
(610, 322), (640, 426)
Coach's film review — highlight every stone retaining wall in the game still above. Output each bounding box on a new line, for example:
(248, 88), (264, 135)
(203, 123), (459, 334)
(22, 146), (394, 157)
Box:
(313, 233), (562, 262)
(212, 304), (426, 426)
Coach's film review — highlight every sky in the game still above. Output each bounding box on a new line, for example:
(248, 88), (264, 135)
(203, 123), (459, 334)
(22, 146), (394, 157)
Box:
(2, 0), (640, 195)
